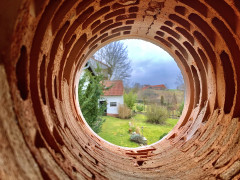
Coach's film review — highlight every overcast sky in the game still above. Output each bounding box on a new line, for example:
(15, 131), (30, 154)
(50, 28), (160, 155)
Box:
(122, 39), (181, 89)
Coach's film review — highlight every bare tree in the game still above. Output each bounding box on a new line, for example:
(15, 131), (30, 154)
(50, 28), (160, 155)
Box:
(132, 82), (142, 93)
(175, 73), (185, 91)
(94, 41), (132, 82)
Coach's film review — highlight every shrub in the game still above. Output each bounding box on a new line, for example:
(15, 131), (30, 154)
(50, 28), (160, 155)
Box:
(146, 105), (168, 124)
(136, 104), (144, 112)
(160, 95), (165, 105)
(130, 133), (147, 145)
(118, 104), (132, 119)
(178, 101), (184, 115)
(78, 68), (106, 133)
(159, 132), (168, 140)
(124, 90), (137, 109)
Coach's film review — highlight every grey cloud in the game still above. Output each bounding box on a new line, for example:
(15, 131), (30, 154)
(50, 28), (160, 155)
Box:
(122, 39), (183, 89)
(130, 58), (181, 89)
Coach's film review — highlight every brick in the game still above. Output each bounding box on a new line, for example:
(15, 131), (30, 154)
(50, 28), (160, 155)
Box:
(0, 0), (240, 179)
(219, 160), (240, 180)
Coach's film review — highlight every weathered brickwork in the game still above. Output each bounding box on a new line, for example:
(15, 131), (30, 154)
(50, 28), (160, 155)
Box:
(0, 0), (239, 179)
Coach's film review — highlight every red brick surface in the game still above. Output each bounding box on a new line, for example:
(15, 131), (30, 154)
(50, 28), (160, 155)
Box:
(0, 0), (240, 179)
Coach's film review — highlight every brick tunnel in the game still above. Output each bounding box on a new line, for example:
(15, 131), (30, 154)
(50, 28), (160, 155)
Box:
(0, 0), (240, 179)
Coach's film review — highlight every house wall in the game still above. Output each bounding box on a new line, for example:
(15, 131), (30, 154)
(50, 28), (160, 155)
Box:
(101, 96), (124, 115)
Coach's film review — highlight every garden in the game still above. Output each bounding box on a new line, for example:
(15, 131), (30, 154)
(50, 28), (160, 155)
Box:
(98, 114), (178, 148)
(78, 47), (185, 148)
(78, 69), (184, 148)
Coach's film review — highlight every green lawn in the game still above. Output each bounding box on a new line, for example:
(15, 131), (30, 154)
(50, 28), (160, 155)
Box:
(97, 114), (178, 148)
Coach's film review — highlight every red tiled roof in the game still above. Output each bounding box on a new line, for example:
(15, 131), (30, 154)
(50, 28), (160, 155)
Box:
(142, 84), (166, 90)
(103, 80), (124, 96)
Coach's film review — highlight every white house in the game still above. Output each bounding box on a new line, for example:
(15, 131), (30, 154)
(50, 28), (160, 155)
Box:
(80, 58), (124, 117)
(101, 80), (124, 117)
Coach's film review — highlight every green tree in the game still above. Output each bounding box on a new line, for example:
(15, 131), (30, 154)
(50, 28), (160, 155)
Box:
(160, 95), (165, 105)
(136, 104), (144, 112)
(78, 68), (106, 133)
(124, 90), (137, 110)
(178, 101), (184, 115)
(172, 93), (177, 105)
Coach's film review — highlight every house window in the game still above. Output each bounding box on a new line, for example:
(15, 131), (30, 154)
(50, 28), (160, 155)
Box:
(110, 102), (117, 107)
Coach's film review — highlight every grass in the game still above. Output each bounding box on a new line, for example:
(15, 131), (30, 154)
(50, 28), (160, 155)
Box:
(97, 114), (178, 148)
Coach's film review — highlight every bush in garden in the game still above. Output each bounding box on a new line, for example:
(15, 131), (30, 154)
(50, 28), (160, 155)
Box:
(136, 104), (144, 112)
(178, 101), (184, 115)
(124, 90), (137, 109)
(146, 104), (169, 125)
(130, 133), (147, 145)
(118, 104), (132, 119)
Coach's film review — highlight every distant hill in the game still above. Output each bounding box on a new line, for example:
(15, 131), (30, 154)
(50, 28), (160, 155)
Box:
(137, 89), (184, 105)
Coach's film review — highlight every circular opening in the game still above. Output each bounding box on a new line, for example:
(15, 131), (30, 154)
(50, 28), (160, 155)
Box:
(77, 39), (185, 148)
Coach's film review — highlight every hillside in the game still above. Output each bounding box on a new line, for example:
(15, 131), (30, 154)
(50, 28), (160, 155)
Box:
(137, 89), (184, 106)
